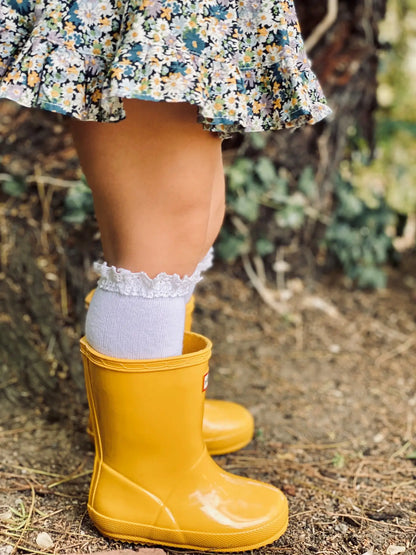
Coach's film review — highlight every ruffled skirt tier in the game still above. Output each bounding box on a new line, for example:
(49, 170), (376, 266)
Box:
(0, 0), (331, 135)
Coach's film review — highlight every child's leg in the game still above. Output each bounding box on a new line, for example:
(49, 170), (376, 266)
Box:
(69, 100), (225, 278)
(73, 100), (288, 549)
(69, 100), (225, 358)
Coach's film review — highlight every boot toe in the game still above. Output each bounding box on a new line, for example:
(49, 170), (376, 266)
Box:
(163, 455), (288, 551)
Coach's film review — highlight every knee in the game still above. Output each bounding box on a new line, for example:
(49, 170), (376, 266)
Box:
(204, 170), (225, 254)
(170, 196), (212, 256)
(204, 195), (225, 254)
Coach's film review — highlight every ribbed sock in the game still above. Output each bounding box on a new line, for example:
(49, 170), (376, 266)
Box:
(86, 261), (204, 359)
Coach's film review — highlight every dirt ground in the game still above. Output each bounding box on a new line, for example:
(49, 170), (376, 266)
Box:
(0, 103), (415, 554)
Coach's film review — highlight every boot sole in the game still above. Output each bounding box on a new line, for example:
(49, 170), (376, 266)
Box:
(88, 504), (288, 552)
(206, 434), (252, 456)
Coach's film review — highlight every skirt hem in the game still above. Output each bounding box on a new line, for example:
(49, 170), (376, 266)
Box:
(0, 19), (331, 137)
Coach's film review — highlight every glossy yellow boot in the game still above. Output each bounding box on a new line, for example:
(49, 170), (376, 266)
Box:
(81, 332), (288, 551)
(85, 291), (254, 455)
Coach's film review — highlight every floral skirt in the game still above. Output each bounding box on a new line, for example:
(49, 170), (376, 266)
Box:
(0, 0), (331, 137)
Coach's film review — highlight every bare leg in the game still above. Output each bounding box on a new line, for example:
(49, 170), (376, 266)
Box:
(69, 100), (225, 277)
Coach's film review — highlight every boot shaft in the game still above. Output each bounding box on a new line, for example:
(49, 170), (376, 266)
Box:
(81, 333), (211, 491)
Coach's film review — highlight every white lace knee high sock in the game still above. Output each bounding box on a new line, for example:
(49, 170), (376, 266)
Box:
(86, 262), (204, 359)
(184, 247), (214, 304)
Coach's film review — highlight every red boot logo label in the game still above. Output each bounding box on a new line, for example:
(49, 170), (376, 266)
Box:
(203, 372), (209, 392)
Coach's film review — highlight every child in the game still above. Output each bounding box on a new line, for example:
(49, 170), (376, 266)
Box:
(0, 0), (331, 551)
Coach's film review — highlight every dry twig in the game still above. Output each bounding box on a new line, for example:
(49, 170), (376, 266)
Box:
(305, 0), (339, 52)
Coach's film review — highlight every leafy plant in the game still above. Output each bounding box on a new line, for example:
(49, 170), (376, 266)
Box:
(332, 452), (346, 469)
(217, 154), (318, 261)
(1, 177), (26, 197)
(324, 175), (396, 289)
(63, 178), (94, 224)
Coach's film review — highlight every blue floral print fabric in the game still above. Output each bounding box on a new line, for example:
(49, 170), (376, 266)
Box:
(0, 0), (331, 136)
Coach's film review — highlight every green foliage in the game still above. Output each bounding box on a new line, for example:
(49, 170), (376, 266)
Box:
(347, 118), (416, 217)
(216, 229), (249, 262)
(63, 178), (94, 224)
(2, 177), (26, 197)
(255, 237), (274, 257)
(370, 0), (416, 215)
(218, 155), (317, 261)
(325, 176), (395, 289)
(332, 453), (346, 469)
(221, 147), (397, 289)
(378, 0), (416, 124)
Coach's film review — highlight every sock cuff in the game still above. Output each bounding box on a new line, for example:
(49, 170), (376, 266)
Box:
(93, 261), (203, 299)
(198, 247), (214, 273)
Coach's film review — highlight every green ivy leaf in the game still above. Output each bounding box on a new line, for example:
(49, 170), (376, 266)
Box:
(338, 188), (364, 219)
(233, 195), (260, 222)
(62, 210), (90, 224)
(249, 133), (268, 150)
(63, 181), (94, 223)
(256, 238), (275, 256)
(356, 266), (387, 289)
(275, 204), (305, 229)
(270, 175), (289, 200)
(226, 158), (254, 191)
(255, 157), (278, 186)
(216, 230), (249, 261)
(2, 178), (26, 197)
(298, 166), (318, 199)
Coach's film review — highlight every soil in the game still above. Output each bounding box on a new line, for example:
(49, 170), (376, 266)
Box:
(0, 102), (415, 555)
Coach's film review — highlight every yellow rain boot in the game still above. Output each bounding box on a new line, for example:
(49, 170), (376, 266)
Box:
(81, 332), (288, 551)
(85, 291), (254, 455)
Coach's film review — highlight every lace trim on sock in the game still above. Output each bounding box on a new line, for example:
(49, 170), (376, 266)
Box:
(198, 247), (214, 273)
(93, 261), (203, 298)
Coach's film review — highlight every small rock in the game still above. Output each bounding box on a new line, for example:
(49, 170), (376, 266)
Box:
(335, 522), (348, 534)
(274, 260), (291, 273)
(278, 289), (293, 302)
(0, 546), (13, 555)
(0, 509), (13, 522)
(373, 432), (384, 443)
(386, 546), (406, 555)
(36, 531), (54, 549)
